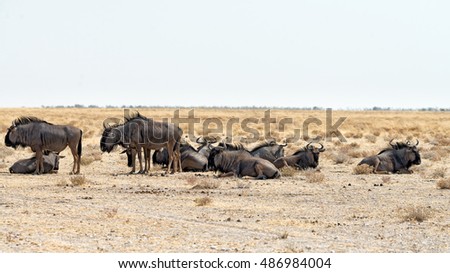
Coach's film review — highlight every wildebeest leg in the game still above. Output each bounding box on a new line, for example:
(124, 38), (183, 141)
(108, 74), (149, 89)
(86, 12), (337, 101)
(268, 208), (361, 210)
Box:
(372, 158), (381, 174)
(136, 146), (144, 174)
(254, 164), (267, 180)
(397, 168), (412, 174)
(34, 149), (44, 175)
(130, 149), (137, 174)
(165, 142), (175, 174)
(143, 148), (150, 173)
(69, 144), (80, 174)
(218, 172), (235, 178)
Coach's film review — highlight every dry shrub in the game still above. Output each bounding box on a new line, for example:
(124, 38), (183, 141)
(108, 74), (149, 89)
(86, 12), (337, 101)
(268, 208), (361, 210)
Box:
(436, 178), (450, 189)
(191, 179), (220, 190)
(304, 170), (325, 183)
(431, 167), (446, 179)
(353, 164), (373, 175)
(194, 197), (212, 206)
(70, 175), (89, 186)
(402, 206), (431, 223)
(365, 135), (377, 143)
(280, 166), (297, 177)
(333, 152), (350, 164)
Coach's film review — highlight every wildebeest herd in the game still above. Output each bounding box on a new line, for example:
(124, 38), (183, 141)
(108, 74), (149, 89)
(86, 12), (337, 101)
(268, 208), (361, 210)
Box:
(3, 113), (422, 178)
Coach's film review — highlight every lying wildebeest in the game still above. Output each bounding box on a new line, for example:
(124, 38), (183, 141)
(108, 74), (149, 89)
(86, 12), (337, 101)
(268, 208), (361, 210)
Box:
(219, 139), (286, 163)
(358, 140), (421, 174)
(4, 117), (82, 174)
(9, 152), (62, 174)
(273, 142), (325, 169)
(196, 136), (217, 158)
(152, 142), (208, 172)
(208, 147), (281, 179)
(248, 139), (287, 163)
(100, 112), (182, 174)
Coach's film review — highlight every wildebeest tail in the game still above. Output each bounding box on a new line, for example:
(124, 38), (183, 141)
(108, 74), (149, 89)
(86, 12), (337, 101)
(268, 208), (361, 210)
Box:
(78, 130), (83, 157)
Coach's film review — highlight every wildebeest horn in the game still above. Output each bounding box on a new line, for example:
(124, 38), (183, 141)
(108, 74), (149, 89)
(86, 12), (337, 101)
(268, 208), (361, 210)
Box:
(389, 139), (395, 148)
(306, 142), (313, 149)
(103, 120), (111, 129)
(196, 136), (205, 144)
(120, 150), (128, 154)
(415, 139), (419, 146)
(318, 143), (325, 152)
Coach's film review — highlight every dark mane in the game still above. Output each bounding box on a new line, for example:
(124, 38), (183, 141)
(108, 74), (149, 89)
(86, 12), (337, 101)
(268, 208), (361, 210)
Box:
(249, 140), (276, 152)
(378, 141), (411, 155)
(12, 116), (52, 127)
(293, 147), (308, 155)
(124, 111), (149, 122)
(393, 142), (410, 149)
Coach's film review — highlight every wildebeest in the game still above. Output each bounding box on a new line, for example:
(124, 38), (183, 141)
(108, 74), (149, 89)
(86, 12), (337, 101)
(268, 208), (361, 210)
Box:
(273, 142), (325, 169)
(208, 147), (281, 179)
(219, 139), (286, 163)
(358, 140), (421, 174)
(152, 142), (208, 172)
(9, 152), (62, 174)
(4, 117), (82, 174)
(195, 136), (217, 158)
(100, 112), (182, 174)
(248, 139), (287, 163)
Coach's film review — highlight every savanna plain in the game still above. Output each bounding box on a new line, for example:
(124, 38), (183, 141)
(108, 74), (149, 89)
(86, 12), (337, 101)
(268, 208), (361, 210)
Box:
(0, 108), (449, 252)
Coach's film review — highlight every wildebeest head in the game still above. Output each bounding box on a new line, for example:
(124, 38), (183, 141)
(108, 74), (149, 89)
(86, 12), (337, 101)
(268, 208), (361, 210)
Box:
(4, 125), (22, 149)
(207, 146), (225, 171)
(404, 139), (421, 166)
(306, 142), (325, 162)
(100, 121), (122, 153)
(196, 136), (217, 157)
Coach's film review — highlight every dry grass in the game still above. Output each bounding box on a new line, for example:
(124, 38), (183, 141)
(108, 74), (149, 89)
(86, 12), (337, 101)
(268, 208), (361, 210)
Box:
(401, 206), (431, 223)
(436, 178), (450, 189)
(194, 197), (212, 206)
(431, 167), (446, 179)
(280, 166), (297, 177)
(353, 164), (374, 175)
(333, 152), (350, 164)
(69, 175), (89, 186)
(279, 231), (289, 240)
(304, 170), (325, 183)
(191, 179), (220, 190)
(104, 207), (119, 218)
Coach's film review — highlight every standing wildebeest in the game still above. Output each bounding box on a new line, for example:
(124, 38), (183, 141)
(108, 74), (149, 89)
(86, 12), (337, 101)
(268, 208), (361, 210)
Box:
(9, 152), (62, 174)
(358, 140), (421, 174)
(4, 117), (82, 174)
(208, 147), (281, 179)
(100, 112), (182, 174)
(273, 142), (325, 169)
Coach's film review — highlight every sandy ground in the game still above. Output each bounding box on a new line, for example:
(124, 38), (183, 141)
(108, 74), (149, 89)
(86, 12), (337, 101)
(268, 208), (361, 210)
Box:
(0, 109), (449, 252)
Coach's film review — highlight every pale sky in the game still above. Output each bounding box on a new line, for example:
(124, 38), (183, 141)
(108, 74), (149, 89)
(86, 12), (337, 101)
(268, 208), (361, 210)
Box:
(0, 0), (449, 108)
